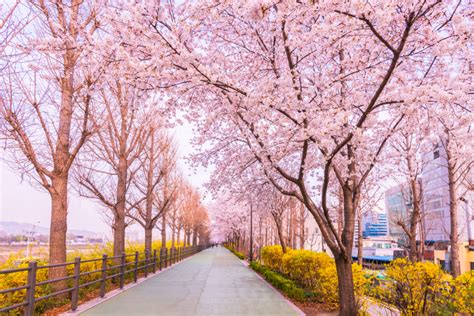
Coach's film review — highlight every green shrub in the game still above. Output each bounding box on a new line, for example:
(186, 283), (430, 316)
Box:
(377, 258), (452, 315)
(261, 245), (284, 271)
(231, 248), (245, 259)
(250, 261), (305, 301)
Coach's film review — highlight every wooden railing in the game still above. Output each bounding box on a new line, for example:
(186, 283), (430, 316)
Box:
(0, 245), (209, 315)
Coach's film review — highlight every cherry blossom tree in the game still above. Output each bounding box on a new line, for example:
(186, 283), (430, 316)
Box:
(386, 123), (429, 262)
(431, 106), (473, 277)
(114, 2), (471, 313)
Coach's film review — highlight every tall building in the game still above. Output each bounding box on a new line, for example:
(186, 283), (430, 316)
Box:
(384, 141), (474, 273)
(363, 212), (388, 238)
(385, 183), (412, 243)
(421, 142), (474, 243)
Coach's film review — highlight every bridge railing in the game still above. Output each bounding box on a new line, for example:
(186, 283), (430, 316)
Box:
(0, 244), (209, 315)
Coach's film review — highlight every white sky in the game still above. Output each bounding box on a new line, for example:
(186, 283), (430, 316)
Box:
(0, 121), (211, 236)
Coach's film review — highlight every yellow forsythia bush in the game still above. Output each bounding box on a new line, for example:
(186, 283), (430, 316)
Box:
(452, 271), (474, 313)
(261, 245), (285, 271)
(280, 250), (367, 303)
(281, 250), (334, 290)
(0, 255), (53, 314)
(378, 258), (452, 315)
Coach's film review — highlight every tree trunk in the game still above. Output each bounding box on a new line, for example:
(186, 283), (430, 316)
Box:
(177, 227), (181, 246)
(171, 226), (176, 248)
(249, 203), (253, 261)
(113, 214), (126, 258)
(49, 48), (75, 291)
(113, 154), (127, 257)
(408, 228), (417, 262)
(186, 231), (191, 247)
(273, 216), (287, 253)
(409, 180), (421, 262)
(335, 255), (357, 316)
(299, 203), (305, 249)
(192, 227), (198, 246)
(287, 211), (292, 248)
(144, 133), (154, 254)
(357, 216), (363, 265)
(446, 141), (460, 277)
(161, 214), (167, 249)
(49, 176), (68, 290)
(144, 225), (153, 253)
(264, 225), (268, 247)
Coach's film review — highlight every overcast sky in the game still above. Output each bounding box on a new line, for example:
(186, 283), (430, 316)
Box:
(0, 121), (211, 237)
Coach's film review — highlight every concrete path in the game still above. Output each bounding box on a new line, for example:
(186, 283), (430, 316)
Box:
(80, 247), (301, 315)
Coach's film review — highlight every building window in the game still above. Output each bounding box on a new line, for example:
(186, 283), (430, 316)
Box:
(471, 262), (474, 271)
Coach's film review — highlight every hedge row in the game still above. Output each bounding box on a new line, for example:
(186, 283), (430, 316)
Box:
(250, 261), (305, 302)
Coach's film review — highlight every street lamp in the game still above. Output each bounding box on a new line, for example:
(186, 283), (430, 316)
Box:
(26, 221), (40, 258)
(249, 200), (253, 262)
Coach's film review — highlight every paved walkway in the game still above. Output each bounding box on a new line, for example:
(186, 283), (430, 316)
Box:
(80, 247), (300, 315)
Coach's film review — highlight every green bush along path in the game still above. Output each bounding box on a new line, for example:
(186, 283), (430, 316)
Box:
(80, 246), (300, 315)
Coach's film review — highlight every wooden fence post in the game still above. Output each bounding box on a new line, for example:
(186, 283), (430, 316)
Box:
(100, 254), (107, 297)
(24, 261), (37, 316)
(71, 257), (81, 311)
(120, 253), (126, 289)
(134, 252), (139, 282)
(153, 249), (157, 273)
(144, 251), (149, 278)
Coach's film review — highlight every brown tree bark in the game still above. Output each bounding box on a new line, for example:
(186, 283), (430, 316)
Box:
(177, 227), (181, 246)
(192, 227), (198, 246)
(145, 225), (153, 253)
(272, 214), (287, 253)
(335, 254), (357, 316)
(113, 144), (128, 257)
(446, 137), (460, 277)
(408, 161), (421, 262)
(161, 212), (167, 249)
(357, 215), (363, 265)
(49, 176), (68, 287)
(299, 203), (305, 249)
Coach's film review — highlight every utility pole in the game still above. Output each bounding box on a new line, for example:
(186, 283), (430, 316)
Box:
(249, 200), (253, 262)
